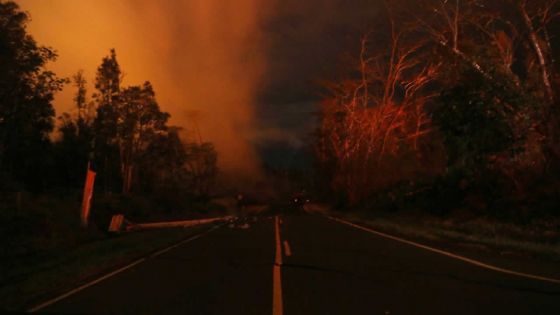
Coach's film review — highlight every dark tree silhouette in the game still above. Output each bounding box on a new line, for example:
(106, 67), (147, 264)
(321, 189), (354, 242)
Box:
(93, 49), (122, 193)
(54, 70), (95, 187)
(0, 1), (65, 190)
(118, 82), (169, 193)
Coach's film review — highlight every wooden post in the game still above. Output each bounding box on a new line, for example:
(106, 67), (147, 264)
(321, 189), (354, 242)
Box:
(81, 162), (96, 228)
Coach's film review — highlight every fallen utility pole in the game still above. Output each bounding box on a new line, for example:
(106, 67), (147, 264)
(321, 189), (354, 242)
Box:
(108, 215), (234, 233)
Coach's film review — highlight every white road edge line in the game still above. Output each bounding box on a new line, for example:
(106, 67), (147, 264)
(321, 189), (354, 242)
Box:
(273, 216), (284, 315)
(327, 215), (560, 285)
(28, 225), (221, 313)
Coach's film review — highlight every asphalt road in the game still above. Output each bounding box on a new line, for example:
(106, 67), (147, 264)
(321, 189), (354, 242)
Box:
(36, 212), (560, 314)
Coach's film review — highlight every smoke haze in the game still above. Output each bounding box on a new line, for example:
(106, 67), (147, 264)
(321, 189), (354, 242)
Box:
(19, 0), (273, 180)
(18, 0), (384, 182)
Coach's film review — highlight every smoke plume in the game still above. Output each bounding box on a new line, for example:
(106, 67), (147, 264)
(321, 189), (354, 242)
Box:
(19, 0), (273, 181)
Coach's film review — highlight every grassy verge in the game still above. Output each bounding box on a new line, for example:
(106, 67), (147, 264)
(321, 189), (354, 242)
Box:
(307, 204), (560, 260)
(0, 225), (211, 311)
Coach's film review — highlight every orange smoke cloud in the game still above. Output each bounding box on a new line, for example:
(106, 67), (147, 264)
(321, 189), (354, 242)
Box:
(19, 0), (273, 181)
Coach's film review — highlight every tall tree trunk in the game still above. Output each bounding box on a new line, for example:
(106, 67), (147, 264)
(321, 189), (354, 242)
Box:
(518, 2), (555, 104)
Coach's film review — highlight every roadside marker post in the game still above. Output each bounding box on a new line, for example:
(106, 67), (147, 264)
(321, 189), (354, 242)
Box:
(80, 163), (96, 228)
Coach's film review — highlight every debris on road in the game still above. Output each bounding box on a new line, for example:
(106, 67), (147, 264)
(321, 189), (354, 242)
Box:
(108, 215), (234, 233)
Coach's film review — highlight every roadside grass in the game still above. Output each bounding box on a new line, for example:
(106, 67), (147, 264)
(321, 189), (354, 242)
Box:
(306, 204), (560, 260)
(357, 216), (560, 259)
(0, 225), (210, 311)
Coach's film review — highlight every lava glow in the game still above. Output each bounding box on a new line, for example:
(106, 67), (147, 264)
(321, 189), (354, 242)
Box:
(19, 0), (274, 180)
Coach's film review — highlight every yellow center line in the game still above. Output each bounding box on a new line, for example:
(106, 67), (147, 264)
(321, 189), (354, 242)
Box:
(273, 216), (284, 315)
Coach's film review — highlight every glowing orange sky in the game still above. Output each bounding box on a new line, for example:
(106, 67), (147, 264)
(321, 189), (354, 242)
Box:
(19, 0), (273, 179)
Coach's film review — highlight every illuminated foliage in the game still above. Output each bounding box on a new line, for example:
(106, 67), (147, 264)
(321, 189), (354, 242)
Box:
(317, 0), (560, 210)
(316, 28), (442, 203)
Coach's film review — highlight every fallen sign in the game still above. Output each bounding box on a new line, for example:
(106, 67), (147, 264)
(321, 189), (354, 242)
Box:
(108, 214), (234, 233)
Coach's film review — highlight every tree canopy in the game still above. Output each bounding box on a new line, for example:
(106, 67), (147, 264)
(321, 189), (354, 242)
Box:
(0, 1), (66, 190)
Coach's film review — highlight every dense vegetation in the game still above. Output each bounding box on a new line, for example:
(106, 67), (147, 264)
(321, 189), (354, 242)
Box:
(315, 0), (560, 222)
(0, 1), (219, 260)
